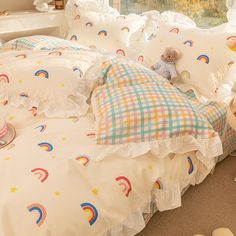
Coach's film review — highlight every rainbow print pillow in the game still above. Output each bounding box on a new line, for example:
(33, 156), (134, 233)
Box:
(66, 10), (146, 59)
(0, 49), (102, 118)
(139, 23), (236, 102)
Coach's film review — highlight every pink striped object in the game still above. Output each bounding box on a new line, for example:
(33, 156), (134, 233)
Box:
(0, 120), (7, 139)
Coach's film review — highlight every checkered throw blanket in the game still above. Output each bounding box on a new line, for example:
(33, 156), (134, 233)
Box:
(92, 59), (218, 145)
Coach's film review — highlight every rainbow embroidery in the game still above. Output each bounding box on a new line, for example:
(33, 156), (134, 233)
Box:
(228, 61), (235, 67)
(74, 15), (80, 20)
(137, 55), (144, 62)
(116, 49), (126, 57)
(121, 26), (130, 32)
(226, 36), (236, 51)
(80, 202), (98, 226)
(19, 93), (29, 98)
(29, 106), (38, 117)
(187, 157), (194, 175)
(31, 168), (49, 183)
(38, 142), (54, 152)
(169, 27), (180, 34)
(183, 40), (193, 47)
(48, 51), (62, 56)
(73, 67), (83, 78)
(35, 70), (49, 79)
(27, 203), (47, 227)
(76, 155), (90, 166)
(15, 54), (27, 59)
(0, 74), (9, 83)
(85, 22), (93, 27)
(35, 124), (47, 133)
(115, 176), (132, 197)
(98, 30), (107, 37)
(155, 180), (163, 190)
(197, 55), (210, 64)
(70, 35), (78, 41)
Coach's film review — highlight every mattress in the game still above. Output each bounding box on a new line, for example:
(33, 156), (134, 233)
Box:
(0, 98), (235, 236)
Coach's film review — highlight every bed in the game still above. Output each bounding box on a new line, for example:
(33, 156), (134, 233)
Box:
(0, 1), (236, 236)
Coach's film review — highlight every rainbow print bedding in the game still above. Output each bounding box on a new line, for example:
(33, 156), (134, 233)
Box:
(0, 104), (232, 236)
(0, 49), (235, 236)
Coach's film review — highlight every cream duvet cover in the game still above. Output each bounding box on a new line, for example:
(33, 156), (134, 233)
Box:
(0, 104), (229, 236)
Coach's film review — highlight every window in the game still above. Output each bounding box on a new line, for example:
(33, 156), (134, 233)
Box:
(109, 0), (228, 28)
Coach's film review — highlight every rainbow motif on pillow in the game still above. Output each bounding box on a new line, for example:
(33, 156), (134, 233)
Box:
(183, 40), (193, 47)
(27, 203), (47, 227)
(98, 30), (107, 37)
(226, 36), (236, 51)
(38, 142), (54, 152)
(116, 49), (125, 56)
(169, 27), (180, 34)
(197, 55), (210, 64)
(74, 15), (80, 20)
(70, 35), (78, 41)
(80, 203), (98, 226)
(0, 74), (9, 83)
(115, 176), (132, 197)
(85, 22), (93, 27)
(121, 27), (130, 32)
(75, 155), (90, 166)
(187, 157), (194, 175)
(35, 70), (49, 79)
(31, 168), (49, 183)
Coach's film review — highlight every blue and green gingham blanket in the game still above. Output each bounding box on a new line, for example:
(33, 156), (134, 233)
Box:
(92, 59), (219, 145)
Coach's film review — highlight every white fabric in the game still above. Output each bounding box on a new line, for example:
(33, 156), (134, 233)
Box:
(0, 104), (217, 236)
(139, 23), (236, 102)
(0, 49), (106, 118)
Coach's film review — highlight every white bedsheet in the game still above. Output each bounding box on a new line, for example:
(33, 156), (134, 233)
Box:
(0, 105), (215, 236)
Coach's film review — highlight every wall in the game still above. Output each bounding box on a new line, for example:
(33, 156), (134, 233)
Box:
(0, 0), (68, 11)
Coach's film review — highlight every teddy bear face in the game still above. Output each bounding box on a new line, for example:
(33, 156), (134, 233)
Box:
(161, 47), (181, 63)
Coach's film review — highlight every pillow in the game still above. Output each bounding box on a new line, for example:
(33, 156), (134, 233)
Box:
(1, 35), (87, 51)
(66, 10), (146, 59)
(0, 49), (104, 118)
(65, 0), (119, 28)
(139, 23), (236, 102)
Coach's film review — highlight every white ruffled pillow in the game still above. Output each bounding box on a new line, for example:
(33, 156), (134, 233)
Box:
(66, 9), (146, 59)
(65, 0), (119, 28)
(0, 49), (104, 118)
(139, 23), (236, 102)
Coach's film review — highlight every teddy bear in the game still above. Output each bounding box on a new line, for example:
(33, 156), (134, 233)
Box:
(151, 47), (181, 84)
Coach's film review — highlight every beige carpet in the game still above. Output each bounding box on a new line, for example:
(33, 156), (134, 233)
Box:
(138, 156), (236, 236)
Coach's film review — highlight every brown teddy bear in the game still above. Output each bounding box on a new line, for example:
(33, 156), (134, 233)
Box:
(151, 47), (182, 84)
